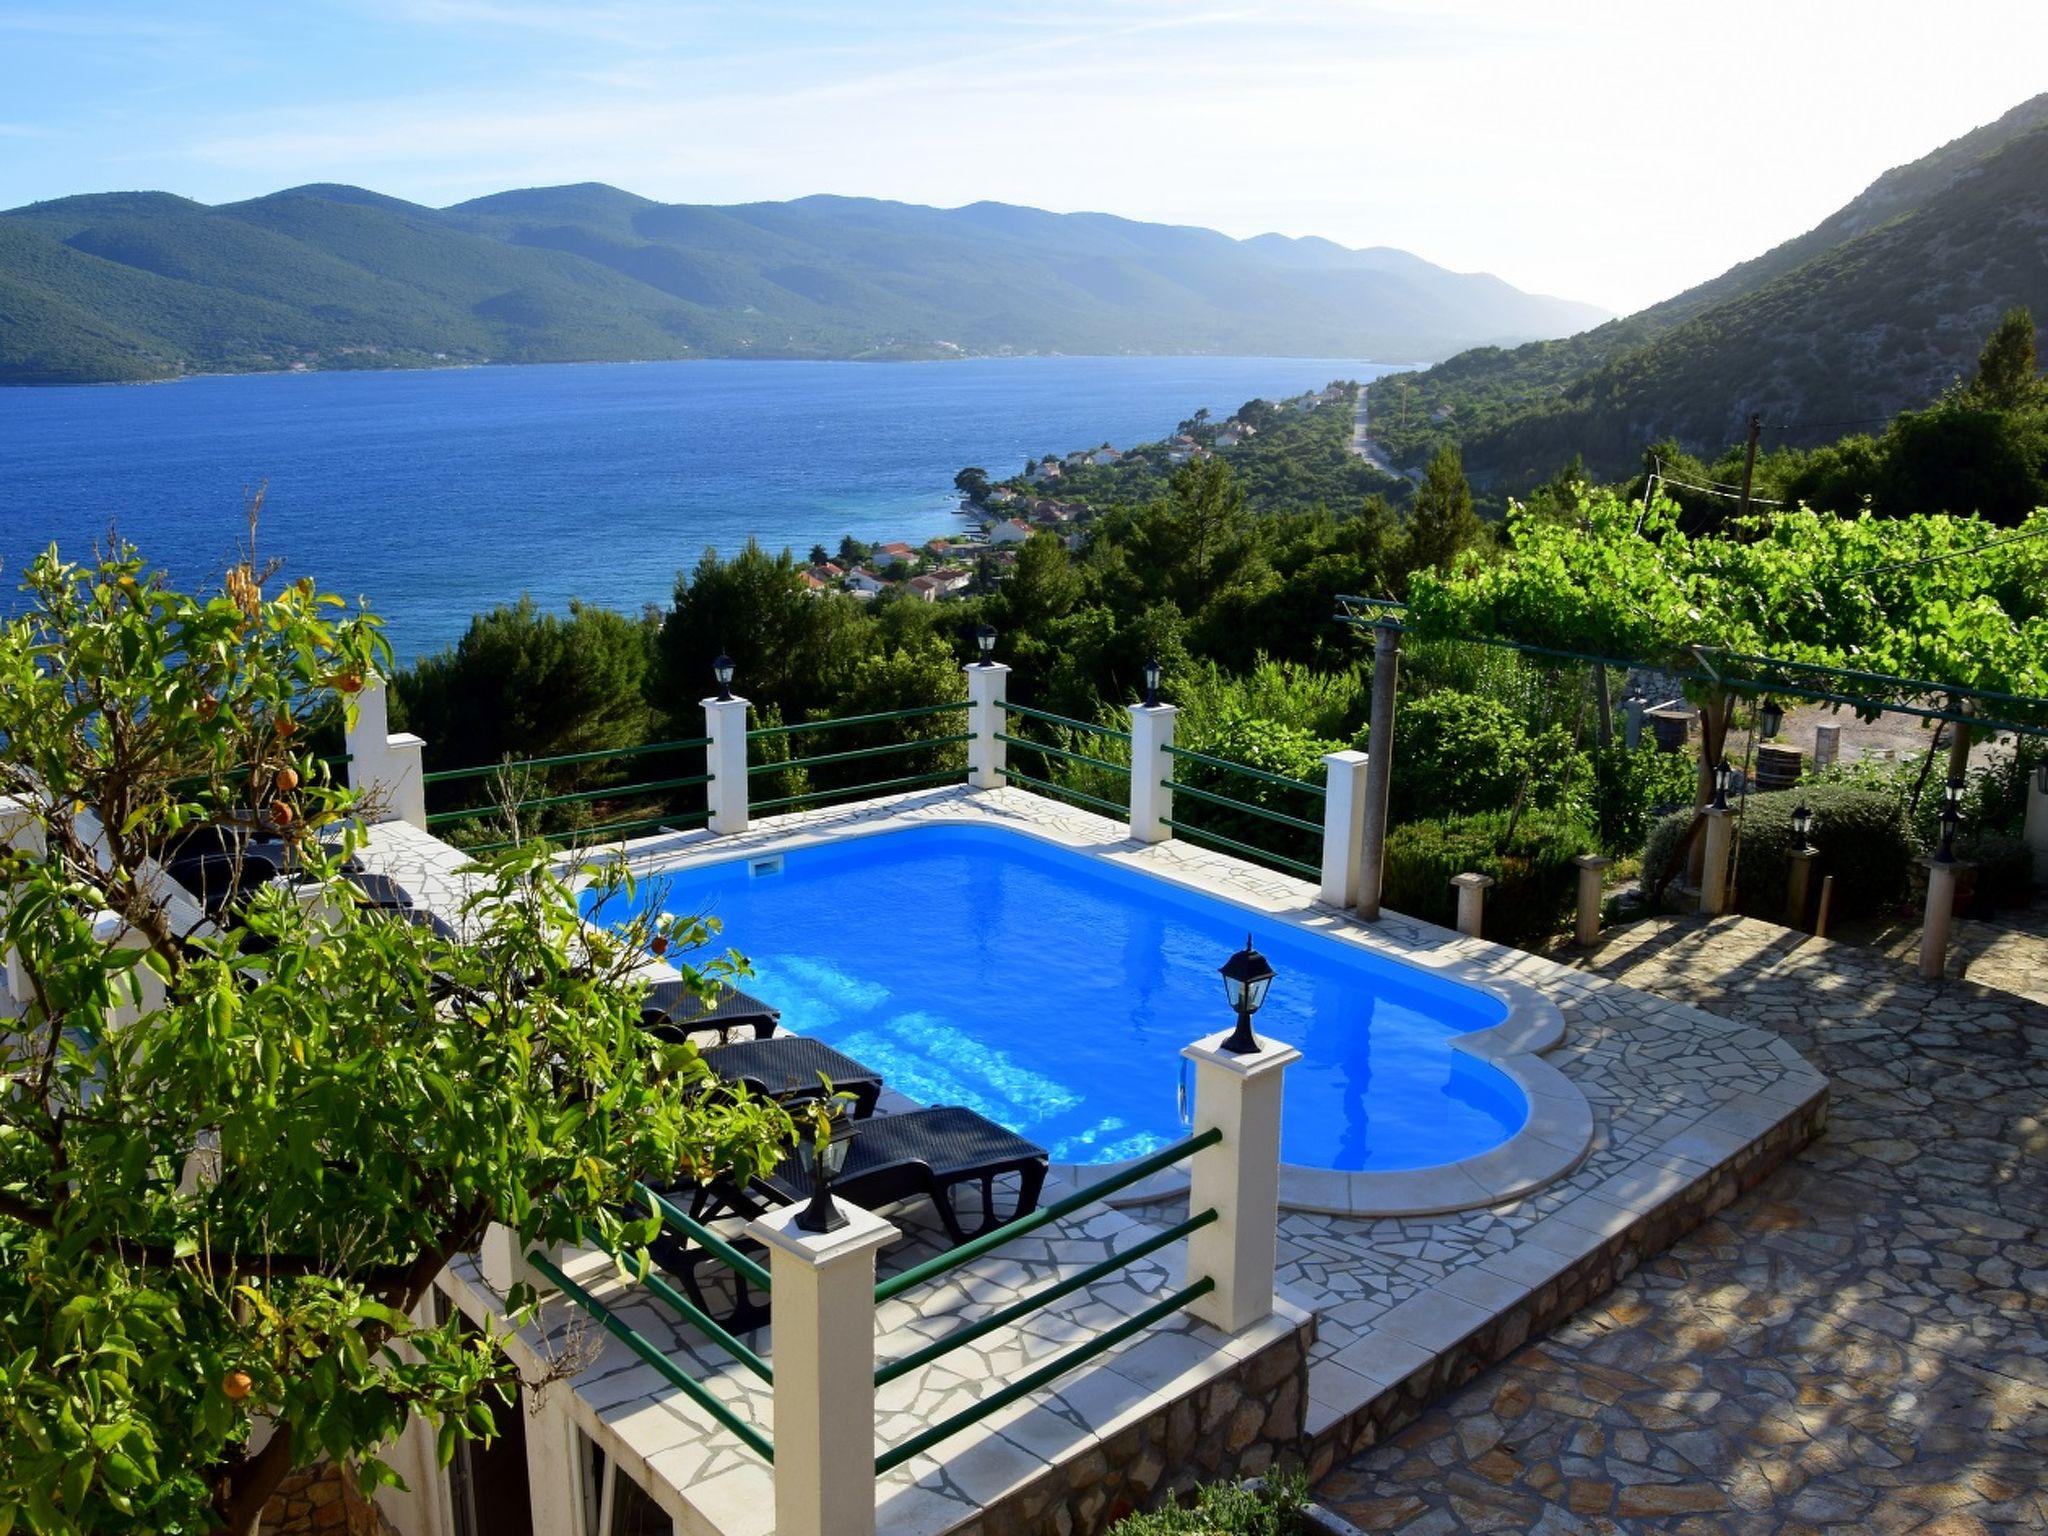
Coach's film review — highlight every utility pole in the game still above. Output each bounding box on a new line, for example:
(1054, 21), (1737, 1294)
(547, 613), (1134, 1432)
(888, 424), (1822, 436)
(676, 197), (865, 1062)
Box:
(1736, 412), (1762, 521)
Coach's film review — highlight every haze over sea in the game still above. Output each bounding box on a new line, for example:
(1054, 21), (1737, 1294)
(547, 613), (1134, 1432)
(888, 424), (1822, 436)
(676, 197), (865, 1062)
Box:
(0, 356), (1401, 661)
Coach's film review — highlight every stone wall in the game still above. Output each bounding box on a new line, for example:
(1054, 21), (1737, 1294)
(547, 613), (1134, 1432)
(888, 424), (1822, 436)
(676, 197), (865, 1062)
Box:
(263, 1460), (404, 1536)
(1301, 1090), (1829, 1478)
(952, 1313), (1314, 1536)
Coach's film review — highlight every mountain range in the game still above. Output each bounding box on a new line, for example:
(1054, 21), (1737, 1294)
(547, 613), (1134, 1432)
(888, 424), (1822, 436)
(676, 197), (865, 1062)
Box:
(0, 185), (1607, 385)
(1366, 93), (2048, 486)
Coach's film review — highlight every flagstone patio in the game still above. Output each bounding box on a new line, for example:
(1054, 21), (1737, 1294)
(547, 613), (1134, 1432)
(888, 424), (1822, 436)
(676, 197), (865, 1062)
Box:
(1316, 911), (2048, 1535)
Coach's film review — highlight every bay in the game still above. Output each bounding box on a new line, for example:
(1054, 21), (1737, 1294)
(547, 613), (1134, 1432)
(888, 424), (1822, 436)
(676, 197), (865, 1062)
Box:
(0, 355), (1401, 662)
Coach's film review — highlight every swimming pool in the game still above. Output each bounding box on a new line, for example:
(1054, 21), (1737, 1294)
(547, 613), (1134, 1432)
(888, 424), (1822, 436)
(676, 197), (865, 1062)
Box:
(588, 823), (1528, 1173)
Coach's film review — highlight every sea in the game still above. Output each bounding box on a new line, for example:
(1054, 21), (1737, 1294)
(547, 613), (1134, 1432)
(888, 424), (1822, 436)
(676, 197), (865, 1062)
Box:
(0, 355), (1402, 663)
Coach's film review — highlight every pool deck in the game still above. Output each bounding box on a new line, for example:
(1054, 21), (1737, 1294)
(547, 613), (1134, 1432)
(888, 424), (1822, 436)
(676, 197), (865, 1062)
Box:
(361, 785), (1829, 1531)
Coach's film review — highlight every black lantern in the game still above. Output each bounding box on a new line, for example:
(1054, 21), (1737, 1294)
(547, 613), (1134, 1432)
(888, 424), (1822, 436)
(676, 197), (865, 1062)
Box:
(976, 624), (997, 666)
(711, 651), (735, 702)
(1142, 656), (1163, 709)
(1936, 777), (1963, 863)
(794, 1114), (855, 1234)
(1791, 802), (1812, 852)
(1711, 758), (1732, 812)
(1218, 934), (1275, 1055)
(1758, 697), (1784, 741)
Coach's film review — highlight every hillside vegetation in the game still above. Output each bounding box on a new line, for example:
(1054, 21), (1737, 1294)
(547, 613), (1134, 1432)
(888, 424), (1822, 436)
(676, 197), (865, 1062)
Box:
(1368, 93), (2048, 486)
(0, 184), (1607, 384)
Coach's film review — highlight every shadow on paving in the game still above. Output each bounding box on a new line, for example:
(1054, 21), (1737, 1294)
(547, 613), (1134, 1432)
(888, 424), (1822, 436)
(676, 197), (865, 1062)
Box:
(1317, 913), (2048, 1535)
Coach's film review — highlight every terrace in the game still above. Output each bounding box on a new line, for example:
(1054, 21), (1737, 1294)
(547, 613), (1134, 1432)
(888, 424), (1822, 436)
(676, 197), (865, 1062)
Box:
(325, 647), (1851, 1536)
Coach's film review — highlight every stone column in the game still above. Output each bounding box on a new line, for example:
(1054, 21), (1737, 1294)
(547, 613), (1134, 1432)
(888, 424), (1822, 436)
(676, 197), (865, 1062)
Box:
(1572, 854), (1611, 947)
(344, 674), (427, 831)
(1356, 623), (1401, 921)
(702, 694), (752, 835)
(1918, 856), (1968, 981)
(1127, 702), (1178, 844)
(1698, 807), (1735, 916)
(2024, 763), (2048, 885)
(1317, 750), (1369, 908)
(1182, 1029), (1299, 1335)
(1624, 699), (1646, 749)
(1450, 872), (1493, 939)
(0, 796), (45, 1003)
(1785, 846), (1821, 930)
(745, 1201), (898, 1536)
(1812, 723), (1841, 773)
(964, 663), (1011, 791)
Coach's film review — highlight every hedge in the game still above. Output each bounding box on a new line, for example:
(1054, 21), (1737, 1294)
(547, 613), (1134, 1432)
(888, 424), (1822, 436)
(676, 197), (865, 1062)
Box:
(1641, 782), (1914, 922)
(1382, 809), (1590, 943)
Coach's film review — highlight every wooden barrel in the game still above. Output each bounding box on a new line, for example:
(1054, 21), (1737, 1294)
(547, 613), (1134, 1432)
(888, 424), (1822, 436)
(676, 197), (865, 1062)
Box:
(1647, 708), (1692, 753)
(1755, 743), (1804, 792)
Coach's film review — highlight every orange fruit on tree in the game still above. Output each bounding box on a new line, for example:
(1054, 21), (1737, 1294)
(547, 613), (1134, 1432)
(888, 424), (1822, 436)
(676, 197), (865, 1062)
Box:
(222, 1370), (253, 1401)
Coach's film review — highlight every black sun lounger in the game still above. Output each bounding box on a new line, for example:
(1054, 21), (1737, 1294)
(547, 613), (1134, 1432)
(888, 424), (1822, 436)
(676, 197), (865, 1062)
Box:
(638, 977), (780, 1045)
(700, 1035), (883, 1119)
(650, 1105), (1050, 1327)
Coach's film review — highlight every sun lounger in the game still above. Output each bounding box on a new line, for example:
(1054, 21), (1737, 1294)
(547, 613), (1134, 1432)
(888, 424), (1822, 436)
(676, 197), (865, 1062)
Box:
(700, 1035), (883, 1119)
(638, 977), (780, 1045)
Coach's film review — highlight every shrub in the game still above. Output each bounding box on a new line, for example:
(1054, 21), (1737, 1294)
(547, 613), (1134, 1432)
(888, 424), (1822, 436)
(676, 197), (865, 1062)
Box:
(1175, 711), (1339, 869)
(1111, 1473), (1312, 1534)
(1954, 833), (2039, 912)
(1589, 740), (1697, 854)
(1383, 809), (1591, 942)
(1641, 782), (1915, 921)
(1368, 688), (1590, 827)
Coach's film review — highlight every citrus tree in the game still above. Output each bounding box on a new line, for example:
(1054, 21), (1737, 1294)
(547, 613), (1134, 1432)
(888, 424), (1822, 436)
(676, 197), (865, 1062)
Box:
(1406, 488), (2048, 870)
(0, 546), (792, 1535)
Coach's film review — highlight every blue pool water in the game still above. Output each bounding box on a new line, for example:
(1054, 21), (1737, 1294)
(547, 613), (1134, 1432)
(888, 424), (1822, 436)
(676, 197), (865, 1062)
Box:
(589, 825), (1526, 1173)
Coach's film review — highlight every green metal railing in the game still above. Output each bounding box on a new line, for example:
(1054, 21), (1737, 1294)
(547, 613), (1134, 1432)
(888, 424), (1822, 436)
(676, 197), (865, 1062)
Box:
(744, 701), (968, 741)
(867, 1126), (1223, 1473)
(874, 1126), (1219, 1303)
(525, 1250), (775, 1463)
(744, 701), (973, 814)
(1158, 742), (1325, 882)
(420, 735), (711, 786)
(422, 733), (716, 850)
(426, 772), (712, 828)
(752, 768), (967, 815)
(995, 702), (1132, 817)
(638, 1182), (774, 1293)
(1005, 702), (1131, 742)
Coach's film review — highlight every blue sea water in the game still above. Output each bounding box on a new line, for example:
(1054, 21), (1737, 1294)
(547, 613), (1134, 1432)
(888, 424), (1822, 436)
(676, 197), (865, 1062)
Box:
(0, 356), (1401, 662)
(586, 824), (1526, 1173)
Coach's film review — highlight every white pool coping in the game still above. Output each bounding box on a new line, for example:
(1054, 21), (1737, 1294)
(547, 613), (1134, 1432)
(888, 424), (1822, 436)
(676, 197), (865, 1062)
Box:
(586, 784), (1593, 1218)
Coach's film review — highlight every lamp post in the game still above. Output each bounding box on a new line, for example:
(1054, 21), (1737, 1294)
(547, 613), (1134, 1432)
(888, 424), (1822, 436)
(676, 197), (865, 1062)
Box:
(712, 651), (735, 703)
(1792, 802), (1812, 852)
(1712, 758), (1733, 812)
(1758, 697), (1784, 741)
(1142, 655), (1162, 709)
(1935, 777), (1963, 863)
(976, 624), (997, 667)
(794, 1113), (855, 1234)
(1218, 934), (1275, 1055)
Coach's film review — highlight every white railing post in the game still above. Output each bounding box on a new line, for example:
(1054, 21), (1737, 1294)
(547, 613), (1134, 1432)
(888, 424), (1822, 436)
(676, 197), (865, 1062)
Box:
(1318, 750), (1369, 907)
(1182, 1029), (1298, 1335)
(0, 796), (45, 1003)
(1127, 702), (1177, 842)
(1699, 806), (1735, 915)
(478, 1222), (560, 1300)
(964, 663), (1010, 790)
(1573, 854), (1610, 947)
(1918, 855), (1967, 981)
(746, 1201), (897, 1536)
(703, 694), (752, 835)
(344, 674), (426, 831)
(92, 911), (165, 1031)
(1450, 872), (1493, 938)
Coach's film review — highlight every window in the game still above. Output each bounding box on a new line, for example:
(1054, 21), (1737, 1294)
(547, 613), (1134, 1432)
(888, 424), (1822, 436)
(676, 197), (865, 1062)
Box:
(578, 1431), (676, 1536)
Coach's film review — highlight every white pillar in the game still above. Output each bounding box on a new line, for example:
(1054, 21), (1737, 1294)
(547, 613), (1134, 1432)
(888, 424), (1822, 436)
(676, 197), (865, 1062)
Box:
(1450, 872), (1493, 939)
(0, 796), (45, 1003)
(1356, 624), (1401, 921)
(1572, 854), (1610, 947)
(1623, 699), (1646, 749)
(92, 910), (165, 1031)
(1699, 807), (1735, 916)
(1182, 1029), (1299, 1335)
(1918, 856), (1966, 981)
(344, 674), (427, 831)
(745, 1201), (898, 1536)
(1318, 750), (1369, 908)
(1127, 703), (1178, 843)
(2024, 765), (2048, 884)
(703, 695), (752, 835)
(478, 1222), (559, 1300)
(1812, 723), (1841, 773)
(964, 663), (1010, 790)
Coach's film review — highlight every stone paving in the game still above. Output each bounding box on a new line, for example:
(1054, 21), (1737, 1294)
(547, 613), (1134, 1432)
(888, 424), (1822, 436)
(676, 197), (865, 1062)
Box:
(1317, 912), (2048, 1535)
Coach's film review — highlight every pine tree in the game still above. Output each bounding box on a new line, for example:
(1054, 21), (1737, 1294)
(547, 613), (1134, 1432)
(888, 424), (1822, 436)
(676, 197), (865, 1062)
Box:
(1966, 306), (2041, 410)
(1401, 444), (1485, 580)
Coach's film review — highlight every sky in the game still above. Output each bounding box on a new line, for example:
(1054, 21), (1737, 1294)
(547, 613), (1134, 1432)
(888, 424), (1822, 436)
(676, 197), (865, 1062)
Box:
(2, 1), (2045, 317)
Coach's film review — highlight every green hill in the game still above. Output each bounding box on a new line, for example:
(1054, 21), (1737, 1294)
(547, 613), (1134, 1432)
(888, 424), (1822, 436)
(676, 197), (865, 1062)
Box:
(0, 184), (1607, 385)
(1367, 93), (2048, 485)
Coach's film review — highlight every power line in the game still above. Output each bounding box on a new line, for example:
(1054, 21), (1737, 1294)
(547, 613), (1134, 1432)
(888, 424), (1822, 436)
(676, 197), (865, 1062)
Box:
(1831, 522), (2048, 582)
